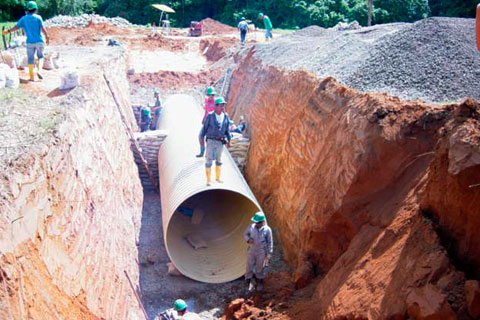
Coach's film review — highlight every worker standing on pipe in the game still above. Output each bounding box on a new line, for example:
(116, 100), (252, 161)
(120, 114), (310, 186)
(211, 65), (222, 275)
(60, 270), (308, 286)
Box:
(196, 87), (217, 157)
(244, 212), (273, 293)
(2, 1), (50, 81)
(199, 96), (231, 186)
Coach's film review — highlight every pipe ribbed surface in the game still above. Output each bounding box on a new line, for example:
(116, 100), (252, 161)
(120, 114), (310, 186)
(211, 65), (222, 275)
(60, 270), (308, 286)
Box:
(158, 94), (261, 283)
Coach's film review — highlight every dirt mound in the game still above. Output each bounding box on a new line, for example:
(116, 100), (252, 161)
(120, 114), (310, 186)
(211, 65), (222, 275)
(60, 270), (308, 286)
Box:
(123, 33), (187, 51)
(421, 99), (480, 278)
(128, 69), (222, 90)
(223, 298), (289, 320)
(254, 17), (479, 103)
(200, 37), (238, 62)
(49, 23), (135, 46)
(200, 18), (237, 35)
(225, 51), (478, 318)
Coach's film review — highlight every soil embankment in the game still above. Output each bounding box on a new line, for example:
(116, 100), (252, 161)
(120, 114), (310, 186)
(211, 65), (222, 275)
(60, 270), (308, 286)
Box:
(0, 49), (144, 319)
(225, 40), (480, 318)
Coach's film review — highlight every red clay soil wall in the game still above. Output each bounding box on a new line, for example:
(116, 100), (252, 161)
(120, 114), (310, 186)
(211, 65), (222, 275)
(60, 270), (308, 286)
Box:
(421, 101), (480, 278)
(0, 51), (143, 319)
(226, 50), (475, 319)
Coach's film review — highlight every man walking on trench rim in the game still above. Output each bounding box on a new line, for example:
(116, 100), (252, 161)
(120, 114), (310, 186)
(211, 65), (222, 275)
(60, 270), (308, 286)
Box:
(3, 1), (50, 81)
(238, 17), (249, 45)
(199, 97), (231, 186)
(258, 13), (273, 41)
(244, 211), (273, 293)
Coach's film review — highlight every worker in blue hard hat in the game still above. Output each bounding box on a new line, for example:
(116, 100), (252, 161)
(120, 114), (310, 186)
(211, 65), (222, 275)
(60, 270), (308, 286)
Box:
(243, 211), (273, 293)
(3, 1), (50, 81)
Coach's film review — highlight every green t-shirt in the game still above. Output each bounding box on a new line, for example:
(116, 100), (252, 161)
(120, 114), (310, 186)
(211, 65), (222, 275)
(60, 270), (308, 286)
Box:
(263, 15), (273, 30)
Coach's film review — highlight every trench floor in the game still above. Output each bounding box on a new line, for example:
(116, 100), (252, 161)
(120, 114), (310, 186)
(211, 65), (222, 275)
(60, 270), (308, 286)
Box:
(138, 190), (290, 319)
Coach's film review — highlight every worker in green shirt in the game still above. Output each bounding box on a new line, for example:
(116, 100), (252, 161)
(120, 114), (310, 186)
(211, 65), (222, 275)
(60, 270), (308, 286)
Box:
(258, 13), (273, 41)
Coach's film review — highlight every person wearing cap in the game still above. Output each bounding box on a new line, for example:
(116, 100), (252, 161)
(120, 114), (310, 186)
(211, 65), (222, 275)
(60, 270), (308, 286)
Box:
(199, 96), (231, 186)
(237, 17), (249, 44)
(151, 89), (163, 129)
(243, 211), (273, 293)
(158, 299), (201, 320)
(257, 13), (273, 41)
(2, 1), (50, 81)
(139, 105), (152, 132)
(196, 86), (217, 157)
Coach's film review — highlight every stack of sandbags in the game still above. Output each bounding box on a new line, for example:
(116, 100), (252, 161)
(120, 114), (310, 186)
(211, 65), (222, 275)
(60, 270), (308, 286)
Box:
(228, 132), (250, 172)
(132, 130), (168, 190)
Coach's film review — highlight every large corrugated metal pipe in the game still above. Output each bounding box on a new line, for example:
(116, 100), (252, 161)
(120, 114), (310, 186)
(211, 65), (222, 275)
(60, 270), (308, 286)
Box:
(158, 94), (262, 283)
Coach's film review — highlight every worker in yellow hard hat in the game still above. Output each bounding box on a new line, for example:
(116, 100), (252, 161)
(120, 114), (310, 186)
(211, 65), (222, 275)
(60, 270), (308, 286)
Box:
(3, 1), (50, 81)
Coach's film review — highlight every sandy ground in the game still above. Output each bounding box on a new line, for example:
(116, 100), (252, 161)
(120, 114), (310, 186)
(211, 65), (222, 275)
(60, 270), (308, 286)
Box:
(129, 50), (207, 73)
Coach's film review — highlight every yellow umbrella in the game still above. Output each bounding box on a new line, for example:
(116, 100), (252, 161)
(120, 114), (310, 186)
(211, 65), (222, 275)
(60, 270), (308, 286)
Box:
(151, 4), (175, 13)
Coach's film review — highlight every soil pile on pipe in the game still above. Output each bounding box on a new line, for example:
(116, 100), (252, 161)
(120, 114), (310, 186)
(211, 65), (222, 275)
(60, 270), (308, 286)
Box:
(254, 17), (480, 103)
(200, 18), (237, 35)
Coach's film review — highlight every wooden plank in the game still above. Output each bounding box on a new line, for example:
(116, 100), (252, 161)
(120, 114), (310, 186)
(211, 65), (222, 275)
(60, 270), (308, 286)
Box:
(103, 74), (159, 192)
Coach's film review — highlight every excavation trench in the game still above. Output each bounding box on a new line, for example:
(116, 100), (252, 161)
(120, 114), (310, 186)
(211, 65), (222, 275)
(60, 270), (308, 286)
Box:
(158, 94), (261, 283)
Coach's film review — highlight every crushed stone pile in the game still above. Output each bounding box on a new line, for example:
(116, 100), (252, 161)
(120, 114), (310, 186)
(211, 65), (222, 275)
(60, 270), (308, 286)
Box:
(254, 17), (480, 103)
(45, 14), (131, 28)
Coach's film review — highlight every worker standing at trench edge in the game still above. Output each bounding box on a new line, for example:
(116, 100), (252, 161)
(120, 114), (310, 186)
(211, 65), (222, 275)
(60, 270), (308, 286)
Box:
(3, 1), (50, 81)
(258, 13), (273, 42)
(196, 86), (217, 157)
(238, 17), (249, 45)
(199, 97), (231, 186)
(244, 211), (273, 293)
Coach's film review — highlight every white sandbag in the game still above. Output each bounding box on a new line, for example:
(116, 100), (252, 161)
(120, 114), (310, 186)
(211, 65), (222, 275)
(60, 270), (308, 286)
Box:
(5, 67), (19, 88)
(59, 69), (79, 90)
(20, 56), (28, 69)
(1, 53), (17, 69)
(0, 67), (6, 89)
(43, 56), (54, 70)
(43, 52), (60, 70)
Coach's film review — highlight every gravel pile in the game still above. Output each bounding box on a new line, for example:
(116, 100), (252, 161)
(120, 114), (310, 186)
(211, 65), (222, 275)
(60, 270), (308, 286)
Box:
(45, 14), (131, 28)
(254, 17), (480, 103)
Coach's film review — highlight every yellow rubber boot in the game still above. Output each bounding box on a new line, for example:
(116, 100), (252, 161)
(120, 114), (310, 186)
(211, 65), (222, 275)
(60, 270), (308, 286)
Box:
(37, 58), (44, 80)
(206, 167), (212, 186)
(215, 166), (223, 183)
(28, 64), (34, 81)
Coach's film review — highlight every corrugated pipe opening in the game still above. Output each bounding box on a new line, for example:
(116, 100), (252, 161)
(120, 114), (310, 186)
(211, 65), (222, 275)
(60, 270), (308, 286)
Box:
(158, 94), (262, 283)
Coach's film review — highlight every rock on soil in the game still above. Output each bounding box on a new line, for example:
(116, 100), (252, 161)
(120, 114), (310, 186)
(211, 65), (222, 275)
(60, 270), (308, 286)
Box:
(254, 17), (480, 103)
(45, 14), (131, 28)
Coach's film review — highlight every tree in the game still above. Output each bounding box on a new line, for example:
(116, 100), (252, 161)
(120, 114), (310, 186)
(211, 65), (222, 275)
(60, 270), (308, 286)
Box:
(367, 0), (372, 26)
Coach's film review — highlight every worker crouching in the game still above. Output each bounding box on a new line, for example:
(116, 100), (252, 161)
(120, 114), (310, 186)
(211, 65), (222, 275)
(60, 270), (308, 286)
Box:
(244, 212), (273, 293)
(199, 97), (231, 186)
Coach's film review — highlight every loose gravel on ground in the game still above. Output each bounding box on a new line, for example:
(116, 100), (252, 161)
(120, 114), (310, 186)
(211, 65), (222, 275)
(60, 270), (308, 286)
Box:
(254, 17), (480, 103)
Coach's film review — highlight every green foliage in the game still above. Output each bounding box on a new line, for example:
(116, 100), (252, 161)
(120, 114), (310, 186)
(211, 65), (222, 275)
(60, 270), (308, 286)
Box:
(1, 0), (477, 29)
(38, 0), (98, 17)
